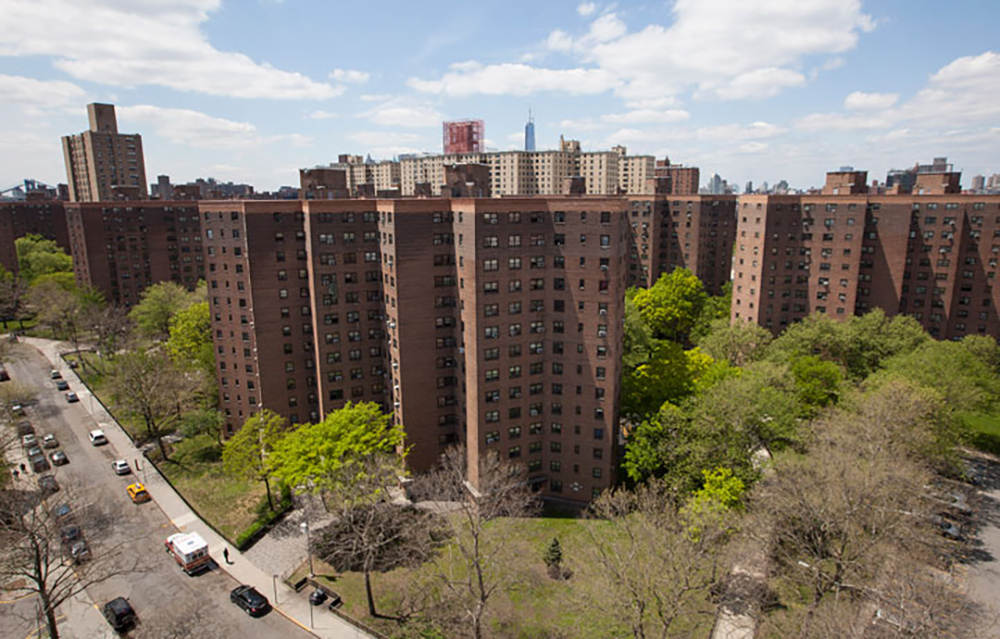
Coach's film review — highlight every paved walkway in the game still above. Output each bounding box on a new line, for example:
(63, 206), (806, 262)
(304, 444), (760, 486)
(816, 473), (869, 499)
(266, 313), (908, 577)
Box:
(26, 337), (371, 639)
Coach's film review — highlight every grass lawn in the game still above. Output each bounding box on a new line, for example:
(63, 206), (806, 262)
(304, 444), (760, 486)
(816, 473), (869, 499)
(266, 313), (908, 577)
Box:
(289, 514), (714, 639)
(158, 433), (268, 542)
(961, 410), (1000, 456)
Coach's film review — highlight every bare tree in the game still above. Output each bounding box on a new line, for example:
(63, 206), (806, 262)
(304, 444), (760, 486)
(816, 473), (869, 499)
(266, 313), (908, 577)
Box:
(0, 490), (140, 639)
(108, 350), (196, 458)
(83, 304), (133, 365)
(25, 280), (86, 353)
(582, 479), (731, 639)
(423, 446), (539, 639)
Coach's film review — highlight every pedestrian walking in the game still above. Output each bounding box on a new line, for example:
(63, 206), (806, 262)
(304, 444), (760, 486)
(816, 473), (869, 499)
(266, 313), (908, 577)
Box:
(12, 469), (18, 480)
(223, 548), (231, 564)
(19, 462), (26, 474)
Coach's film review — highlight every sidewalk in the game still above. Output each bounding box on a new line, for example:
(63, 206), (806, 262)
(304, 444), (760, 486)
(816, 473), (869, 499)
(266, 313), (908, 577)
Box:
(28, 338), (370, 639)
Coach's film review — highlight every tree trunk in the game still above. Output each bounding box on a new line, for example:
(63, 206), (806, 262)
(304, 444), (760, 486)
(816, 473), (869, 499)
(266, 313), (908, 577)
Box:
(40, 590), (60, 639)
(364, 569), (378, 618)
(264, 476), (275, 512)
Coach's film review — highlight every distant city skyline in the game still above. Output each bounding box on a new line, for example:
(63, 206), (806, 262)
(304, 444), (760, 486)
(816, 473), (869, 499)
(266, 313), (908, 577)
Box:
(0, 0), (996, 192)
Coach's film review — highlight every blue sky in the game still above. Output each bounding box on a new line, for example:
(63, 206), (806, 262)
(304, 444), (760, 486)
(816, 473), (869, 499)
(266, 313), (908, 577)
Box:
(1, 0), (997, 192)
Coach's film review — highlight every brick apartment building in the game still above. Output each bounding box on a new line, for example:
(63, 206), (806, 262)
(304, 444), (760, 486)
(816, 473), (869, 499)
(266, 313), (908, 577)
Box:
(62, 103), (148, 202)
(626, 189), (737, 293)
(65, 201), (205, 305)
(732, 171), (1000, 340)
(0, 200), (70, 276)
(198, 196), (631, 502)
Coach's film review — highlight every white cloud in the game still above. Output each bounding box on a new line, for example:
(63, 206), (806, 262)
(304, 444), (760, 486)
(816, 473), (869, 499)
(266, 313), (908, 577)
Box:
(307, 110), (338, 120)
(794, 112), (890, 131)
(118, 105), (312, 150)
(0, 74), (87, 110)
(0, 0), (340, 99)
(737, 142), (768, 154)
(600, 109), (690, 124)
(706, 68), (807, 100)
(559, 118), (605, 131)
(347, 131), (428, 157)
(695, 121), (786, 141)
(844, 91), (898, 110)
(408, 62), (620, 96)
(577, 2), (598, 17)
(359, 94), (392, 102)
(330, 68), (370, 84)
(624, 96), (680, 110)
(364, 104), (444, 128)
(414, 1), (873, 101)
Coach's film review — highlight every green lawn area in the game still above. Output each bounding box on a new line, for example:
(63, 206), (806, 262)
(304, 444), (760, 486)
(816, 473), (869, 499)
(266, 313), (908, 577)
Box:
(961, 410), (1000, 456)
(290, 514), (714, 639)
(158, 434), (268, 542)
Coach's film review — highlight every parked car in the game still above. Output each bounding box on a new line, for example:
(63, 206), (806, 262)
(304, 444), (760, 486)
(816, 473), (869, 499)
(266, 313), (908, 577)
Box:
(50, 370), (61, 380)
(102, 597), (136, 632)
(27, 445), (43, 458)
(55, 380), (69, 391)
(111, 460), (131, 476)
(50, 450), (68, 466)
(11, 403), (24, 416)
(89, 430), (108, 446)
(42, 434), (59, 449)
(230, 585), (270, 616)
(60, 525), (82, 544)
(30, 454), (50, 473)
(16, 421), (34, 436)
(309, 588), (328, 606)
(38, 475), (60, 494)
(65, 392), (79, 403)
(21, 433), (37, 448)
(53, 503), (72, 519)
(127, 483), (151, 504)
(0, 366), (9, 381)
(69, 539), (90, 564)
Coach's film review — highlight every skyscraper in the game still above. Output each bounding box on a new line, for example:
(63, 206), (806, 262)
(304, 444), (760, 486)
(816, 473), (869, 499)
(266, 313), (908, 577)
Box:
(61, 103), (148, 202)
(524, 109), (536, 152)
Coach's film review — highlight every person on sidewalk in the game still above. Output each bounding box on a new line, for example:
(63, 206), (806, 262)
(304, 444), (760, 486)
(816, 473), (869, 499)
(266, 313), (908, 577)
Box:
(11, 469), (18, 480)
(223, 548), (231, 564)
(19, 463), (26, 474)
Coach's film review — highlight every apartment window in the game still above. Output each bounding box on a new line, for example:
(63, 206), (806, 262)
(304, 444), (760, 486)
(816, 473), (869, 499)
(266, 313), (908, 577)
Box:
(508, 257), (522, 270)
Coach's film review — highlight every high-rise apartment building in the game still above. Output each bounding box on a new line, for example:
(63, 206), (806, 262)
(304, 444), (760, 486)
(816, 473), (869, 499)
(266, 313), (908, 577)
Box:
(66, 201), (204, 305)
(443, 120), (485, 155)
(62, 104), (148, 202)
(732, 171), (1000, 340)
(626, 193), (737, 294)
(198, 196), (629, 502)
(654, 158), (701, 196)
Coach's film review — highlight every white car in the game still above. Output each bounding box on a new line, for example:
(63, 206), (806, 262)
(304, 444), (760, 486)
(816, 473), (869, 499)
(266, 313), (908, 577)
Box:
(111, 460), (131, 475)
(89, 430), (108, 446)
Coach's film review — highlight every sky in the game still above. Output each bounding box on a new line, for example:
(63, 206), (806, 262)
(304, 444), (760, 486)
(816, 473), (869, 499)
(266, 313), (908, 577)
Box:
(0, 0), (997, 193)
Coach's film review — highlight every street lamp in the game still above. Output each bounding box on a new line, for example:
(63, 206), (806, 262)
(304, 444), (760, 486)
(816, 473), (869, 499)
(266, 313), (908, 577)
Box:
(300, 520), (314, 577)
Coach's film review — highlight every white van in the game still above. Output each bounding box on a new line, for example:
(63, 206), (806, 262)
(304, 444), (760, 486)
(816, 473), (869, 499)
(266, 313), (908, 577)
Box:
(88, 429), (108, 446)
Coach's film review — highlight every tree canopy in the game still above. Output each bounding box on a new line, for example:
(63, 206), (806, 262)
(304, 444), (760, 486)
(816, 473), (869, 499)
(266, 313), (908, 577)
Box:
(15, 234), (72, 284)
(129, 281), (200, 340)
(631, 268), (707, 343)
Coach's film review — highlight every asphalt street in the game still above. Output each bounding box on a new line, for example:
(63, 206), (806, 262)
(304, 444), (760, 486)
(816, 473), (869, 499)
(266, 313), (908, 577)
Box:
(0, 343), (314, 639)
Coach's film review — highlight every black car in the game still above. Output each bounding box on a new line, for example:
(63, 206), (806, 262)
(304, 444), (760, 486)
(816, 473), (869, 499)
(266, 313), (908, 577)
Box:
(60, 525), (82, 544)
(38, 475), (59, 494)
(230, 585), (270, 616)
(30, 454), (50, 473)
(102, 597), (137, 631)
(308, 588), (327, 606)
(55, 380), (69, 391)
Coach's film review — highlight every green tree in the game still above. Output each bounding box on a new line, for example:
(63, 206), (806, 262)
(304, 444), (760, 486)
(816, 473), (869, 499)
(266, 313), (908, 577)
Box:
(960, 334), (1000, 373)
(129, 281), (196, 340)
(873, 340), (999, 412)
(621, 343), (712, 419)
(622, 291), (656, 369)
(697, 317), (773, 367)
(543, 538), (563, 579)
(789, 355), (843, 409)
(15, 234), (72, 284)
(767, 309), (928, 379)
(25, 278), (101, 357)
(167, 301), (214, 376)
(690, 281), (732, 344)
(222, 410), (290, 512)
(631, 268), (707, 343)
(270, 402), (405, 503)
(689, 467), (745, 512)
